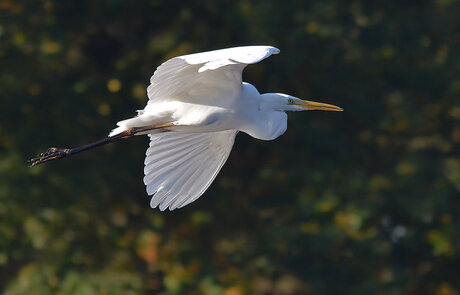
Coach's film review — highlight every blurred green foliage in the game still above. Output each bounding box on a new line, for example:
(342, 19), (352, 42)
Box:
(1, 0), (460, 294)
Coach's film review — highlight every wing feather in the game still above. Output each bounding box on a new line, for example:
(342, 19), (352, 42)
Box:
(146, 46), (280, 104)
(181, 149), (230, 208)
(169, 162), (210, 209)
(144, 144), (206, 184)
(144, 136), (205, 168)
(159, 159), (206, 210)
(144, 130), (238, 210)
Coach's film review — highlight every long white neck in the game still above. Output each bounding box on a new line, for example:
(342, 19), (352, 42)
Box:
(238, 87), (288, 140)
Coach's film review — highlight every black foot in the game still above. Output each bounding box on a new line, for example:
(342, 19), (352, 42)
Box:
(28, 147), (71, 167)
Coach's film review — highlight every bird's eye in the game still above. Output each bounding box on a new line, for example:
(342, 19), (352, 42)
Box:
(288, 98), (295, 104)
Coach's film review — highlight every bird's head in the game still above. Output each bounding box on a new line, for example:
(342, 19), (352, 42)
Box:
(262, 93), (343, 112)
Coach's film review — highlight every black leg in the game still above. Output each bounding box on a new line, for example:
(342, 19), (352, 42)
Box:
(28, 122), (175, 167)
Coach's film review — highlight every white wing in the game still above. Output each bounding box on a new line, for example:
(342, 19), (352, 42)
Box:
(146, 46), (280, 104)
(144, 130), (238, 211)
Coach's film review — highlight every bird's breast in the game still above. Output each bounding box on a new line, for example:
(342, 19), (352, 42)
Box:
(240, 111), (288, 141)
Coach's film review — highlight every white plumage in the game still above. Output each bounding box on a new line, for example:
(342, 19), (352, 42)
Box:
(110, 46), (279, 137)
(109, 45), (342, 211)
(144, 130), (237, 211)
(29, 46), (342, 208)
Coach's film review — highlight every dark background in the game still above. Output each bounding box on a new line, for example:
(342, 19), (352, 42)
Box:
(1, 0), (460, 294)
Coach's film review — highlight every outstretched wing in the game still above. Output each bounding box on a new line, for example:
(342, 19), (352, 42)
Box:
(146, 46), (280, 105)
(144, 130), (238, 211)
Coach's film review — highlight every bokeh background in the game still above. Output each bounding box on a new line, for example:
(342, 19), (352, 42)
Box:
(1, 0), (460, 294)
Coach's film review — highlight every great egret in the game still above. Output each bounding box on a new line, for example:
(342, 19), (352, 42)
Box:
(29, 46), (342, 211)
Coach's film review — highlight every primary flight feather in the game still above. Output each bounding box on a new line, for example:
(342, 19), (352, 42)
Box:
(30, 45), (342, 211)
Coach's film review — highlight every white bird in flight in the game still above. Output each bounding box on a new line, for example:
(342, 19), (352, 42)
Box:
(30, 45), (342, 211)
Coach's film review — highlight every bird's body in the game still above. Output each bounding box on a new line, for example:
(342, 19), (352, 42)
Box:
(30, 45), (342, 211)
(111, 82), (286, 140)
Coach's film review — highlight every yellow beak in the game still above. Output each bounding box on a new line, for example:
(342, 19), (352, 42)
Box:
(297, 100), (343, 111)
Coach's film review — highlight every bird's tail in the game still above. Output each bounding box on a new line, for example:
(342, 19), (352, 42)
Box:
(109, 116), (175, 137)
(109, 125), (127, 137)
(109, 116), (151, 137)
(109, 107), (176, 137)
